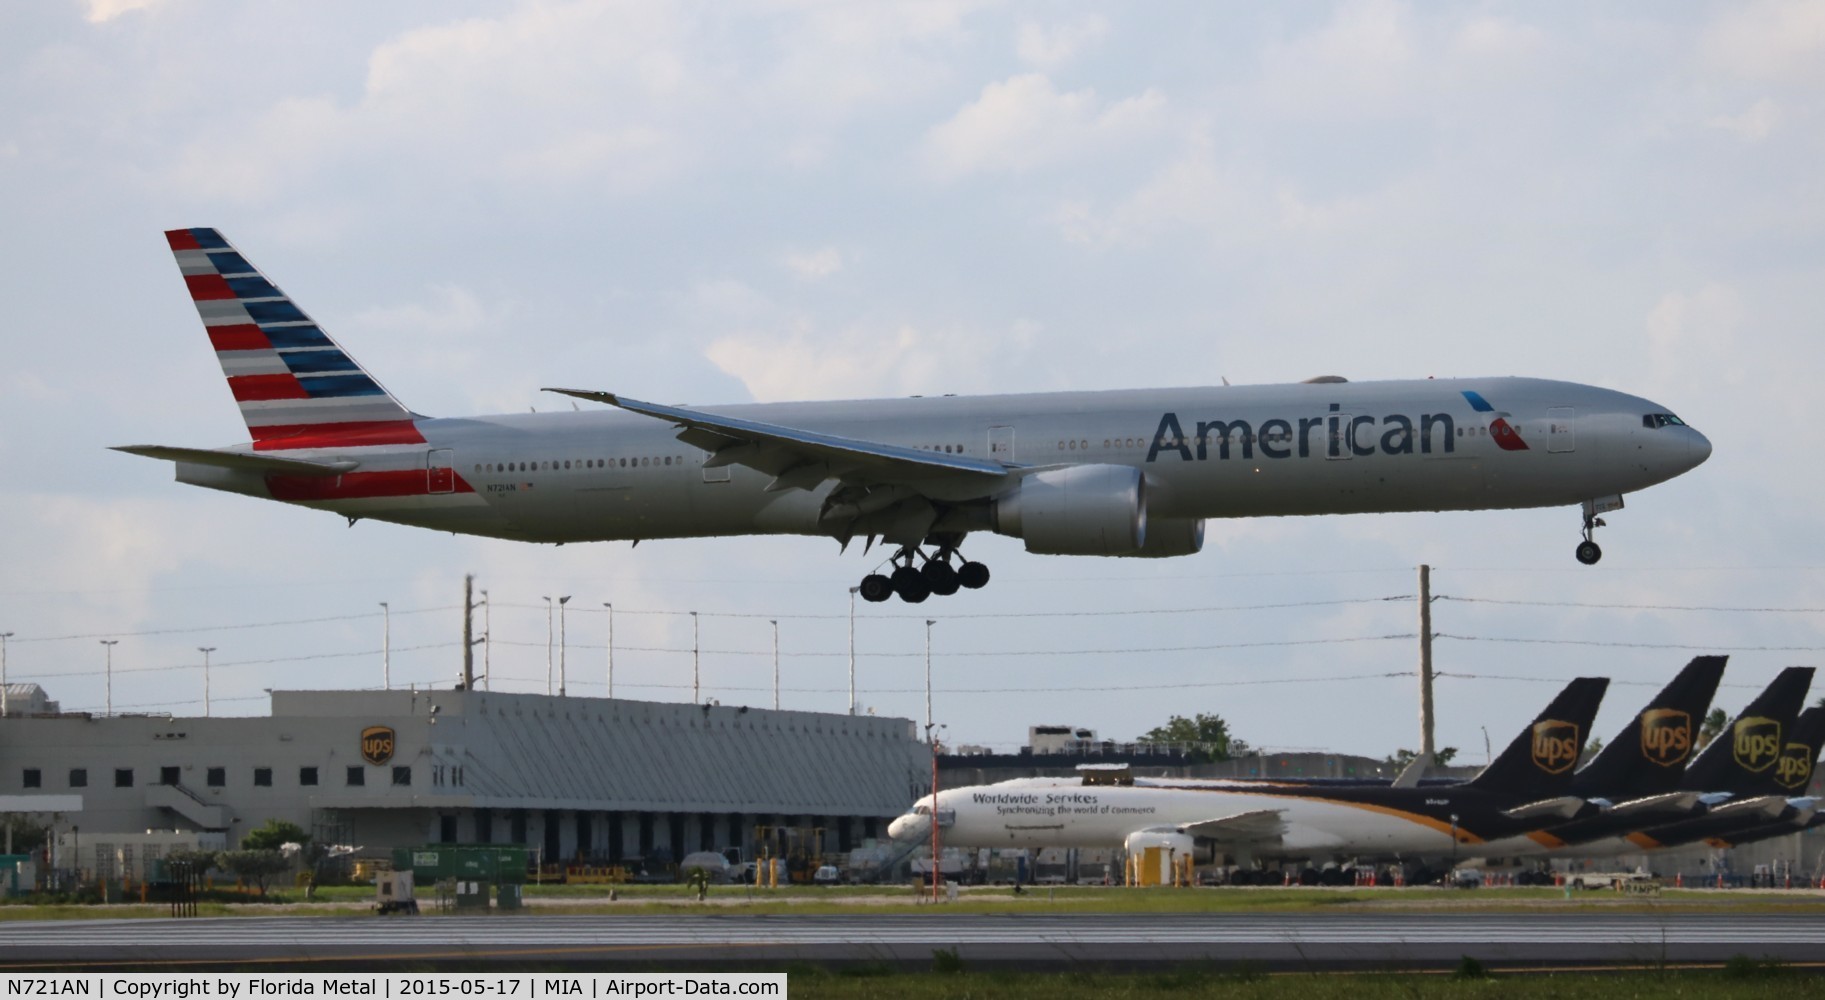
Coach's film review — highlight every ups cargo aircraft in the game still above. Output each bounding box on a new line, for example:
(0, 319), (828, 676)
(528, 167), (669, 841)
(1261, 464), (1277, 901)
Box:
(1509, 665), (1816, 857)
(886, 678), (1609, 863)
(118, 229), (1713, 602)
(1621, 705), (1825, 853)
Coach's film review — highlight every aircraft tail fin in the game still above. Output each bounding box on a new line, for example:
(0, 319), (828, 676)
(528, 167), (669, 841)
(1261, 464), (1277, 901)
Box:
(1570, 655), (1726, 798)
(163, 228), (423, 452)
(1466, 677), (1609, 799)
(1680, 666), (1815, 795)
(1776, 707), (1825, 794)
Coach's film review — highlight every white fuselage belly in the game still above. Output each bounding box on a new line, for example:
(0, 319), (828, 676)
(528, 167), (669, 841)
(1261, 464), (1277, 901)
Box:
(176, 377), (1704, 544)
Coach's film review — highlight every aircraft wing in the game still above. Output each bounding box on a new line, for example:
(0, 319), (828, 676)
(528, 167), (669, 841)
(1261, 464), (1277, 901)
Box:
(545, 389), (1011, 499)
(1502, 796), (1586, 821)
(112, 445), (357, 477)
(1174, 808), (1288, 843)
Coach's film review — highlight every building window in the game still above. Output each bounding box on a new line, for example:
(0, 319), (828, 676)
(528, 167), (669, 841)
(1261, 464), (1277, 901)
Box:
(206, 767), (225, 787)
(253, 768), (273, 787)
(392, 766), (412, 787)
(160, 766), (180, 786)
(346, 766), (365, 787)
(22, 769), (40, 789)
(300, 767), (318, 786)
(115, 768), (134, 788)
(69, 768), (87, 788)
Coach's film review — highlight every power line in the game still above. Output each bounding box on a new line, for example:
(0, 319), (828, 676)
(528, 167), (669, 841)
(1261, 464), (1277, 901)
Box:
(488, 634), (1415, 657)
(1439, 595), (1825, 614)
(10, 643), (459, 680)
(1435, 633), (1825, 652)
(483, 596), (1411, 620)
(10, 606), (459, 644)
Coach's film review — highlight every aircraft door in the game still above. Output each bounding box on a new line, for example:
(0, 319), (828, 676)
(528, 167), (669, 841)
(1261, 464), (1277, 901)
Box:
(1547, 407), (1576, 453)
(988, 425), (1015, 464)
(427, 449), (455, 494)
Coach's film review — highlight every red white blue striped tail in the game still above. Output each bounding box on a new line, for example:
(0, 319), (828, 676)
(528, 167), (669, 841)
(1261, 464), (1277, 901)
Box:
(165, 227), (425, 452)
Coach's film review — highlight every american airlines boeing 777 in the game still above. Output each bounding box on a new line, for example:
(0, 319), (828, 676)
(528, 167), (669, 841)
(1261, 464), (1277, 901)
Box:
(119, 228), (1713, 602)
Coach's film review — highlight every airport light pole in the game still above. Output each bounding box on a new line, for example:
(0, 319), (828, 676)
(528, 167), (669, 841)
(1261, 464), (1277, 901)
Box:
(770, 619), (780, 711)
(926, 719), (942, 903)
(0, 631), (12, 718)
(379, 602), (390, 690)
(847, 587), (858, 715)
(557, 595), (571, 696)
(690, 611), (700, 704)
(198, 646), (216, 717)
(542, 596), (554, 696)
(99, 640), (119, 717)
(603, 602), (614, 699)
(924, 619), (935, 737)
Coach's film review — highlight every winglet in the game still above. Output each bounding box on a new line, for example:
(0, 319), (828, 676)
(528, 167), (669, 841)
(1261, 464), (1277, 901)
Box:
(544, 388), (621, 407)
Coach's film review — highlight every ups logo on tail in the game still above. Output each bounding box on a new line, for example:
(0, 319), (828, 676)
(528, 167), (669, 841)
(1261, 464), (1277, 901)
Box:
(1732, 717), (1782, 773)
(1775, 742), (1815, 790)
(1532, 720), (1580, 775)
(1640, 709), (1692, 767)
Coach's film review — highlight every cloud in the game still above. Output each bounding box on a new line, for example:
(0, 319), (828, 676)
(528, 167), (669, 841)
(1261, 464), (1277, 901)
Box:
(782, 247), (844, 280)
(1015, 14), (1108, 68)
(1257, 0), (1419, 117)
(81, 0), (164, 24)
(1704, 0), (1825, 83)
(1706, 98), (1782, 140)
(923, 74), (1167, 178)
(704, 320), (1045, 403)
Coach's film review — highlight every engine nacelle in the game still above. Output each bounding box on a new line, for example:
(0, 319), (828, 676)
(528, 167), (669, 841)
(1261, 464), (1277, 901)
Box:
(992, 464), (1146, 555)
(1121, 517), (1204, 558)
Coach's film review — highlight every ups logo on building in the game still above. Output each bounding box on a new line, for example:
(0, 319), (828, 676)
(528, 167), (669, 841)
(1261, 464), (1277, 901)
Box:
(1532, 720), (1580, 775)
(361, 725), (396, 766)
(1732, 717), (1782, 773)
(1775, 742), (1815, 791)
(1639, 709), (1692, 767)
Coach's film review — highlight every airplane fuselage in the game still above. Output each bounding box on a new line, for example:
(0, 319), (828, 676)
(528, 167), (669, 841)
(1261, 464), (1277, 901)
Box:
(174, 376), (1710, 546)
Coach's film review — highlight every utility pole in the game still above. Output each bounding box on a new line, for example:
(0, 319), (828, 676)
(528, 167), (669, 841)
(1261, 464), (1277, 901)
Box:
(0, 631), (13, 717)
(924, 619), (935, 737)
(691, 611), (700, 704)
(603, 602), (614, 699)
(198, 646), (216, 717)
(557, 595), (571, 696)
(379, 602), (391, 690)
(770, 619), (780, 711)
(459, 572), (474, 689)
(480, 589), (491, 691)
(1419, 564), (1436, 759)
(99, 640), (119, 716)
(847, 587), (858, 715)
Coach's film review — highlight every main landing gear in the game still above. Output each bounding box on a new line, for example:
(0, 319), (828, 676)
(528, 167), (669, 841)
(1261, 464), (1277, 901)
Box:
(1576, 502), (1607, 566)
(858, 545), (991, 604)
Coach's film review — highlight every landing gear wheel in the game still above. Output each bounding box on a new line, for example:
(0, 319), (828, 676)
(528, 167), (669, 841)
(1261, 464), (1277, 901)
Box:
(957, 561), (990, 590)
(858, 573), (894, 603)
(890, 565), (930, 603)
(922, 560), (960, 596)
(1575, 540), (1602, 565)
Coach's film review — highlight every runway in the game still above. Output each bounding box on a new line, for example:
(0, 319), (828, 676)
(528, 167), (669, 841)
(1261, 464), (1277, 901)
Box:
(5, 912), (1825, 971)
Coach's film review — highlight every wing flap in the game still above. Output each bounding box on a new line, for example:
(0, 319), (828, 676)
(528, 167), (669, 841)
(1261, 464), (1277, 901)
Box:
(113, 444), (358, 477)
(544, 388), (1011, 487)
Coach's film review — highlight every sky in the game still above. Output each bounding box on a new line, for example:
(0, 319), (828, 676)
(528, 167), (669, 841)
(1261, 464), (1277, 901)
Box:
(2, 0), (1823, 764)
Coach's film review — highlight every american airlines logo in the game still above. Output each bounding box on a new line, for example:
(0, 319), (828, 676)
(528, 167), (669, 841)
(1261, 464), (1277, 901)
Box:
(1146, 391), (1525, 464)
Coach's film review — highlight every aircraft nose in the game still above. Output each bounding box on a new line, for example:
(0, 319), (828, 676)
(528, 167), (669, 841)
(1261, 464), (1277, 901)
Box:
(887, 814), (926, 841)
(1689, 428), (1712, 466)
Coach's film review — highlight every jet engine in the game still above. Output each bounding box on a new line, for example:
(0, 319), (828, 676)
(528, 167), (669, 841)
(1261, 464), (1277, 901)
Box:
(1123, 516), (1204, 558)
(991, 464), (1146, 555)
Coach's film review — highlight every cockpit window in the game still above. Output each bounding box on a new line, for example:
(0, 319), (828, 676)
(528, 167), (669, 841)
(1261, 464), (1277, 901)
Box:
(1642, 413), (1687, 429)
(913, 805), (928, 815)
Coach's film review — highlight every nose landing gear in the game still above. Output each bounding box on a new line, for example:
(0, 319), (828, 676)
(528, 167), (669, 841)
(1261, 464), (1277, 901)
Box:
(857, 544), (990, 603)
(1574, 497), (1619, 565)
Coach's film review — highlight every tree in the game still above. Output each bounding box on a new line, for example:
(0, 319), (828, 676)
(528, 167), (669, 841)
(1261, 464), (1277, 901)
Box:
(242, 819), (310, 852)
(1137, 713), (1245, 762)
(1697, 708), (1728, 750)
(217, 849), (290, 895)
(1384, 747), (1458, 770)
(1581, 736), (1605, 764)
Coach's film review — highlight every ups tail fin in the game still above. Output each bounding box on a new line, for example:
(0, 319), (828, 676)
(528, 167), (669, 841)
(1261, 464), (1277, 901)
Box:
(1570, 655), (1726, 798)
(1466, 677), (1609, 799)
(164, 228), (424, 451)
(1680, 666), (1815, 794)
(1775, 707), (1825, 794)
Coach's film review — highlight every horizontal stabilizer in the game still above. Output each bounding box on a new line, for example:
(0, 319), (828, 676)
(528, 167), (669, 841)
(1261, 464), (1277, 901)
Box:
(1604, 791), (1703, 818)
(1176, 808), (1288, 843)
(1390, 752), (1431, 788)
(113, 444), (357, 476)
